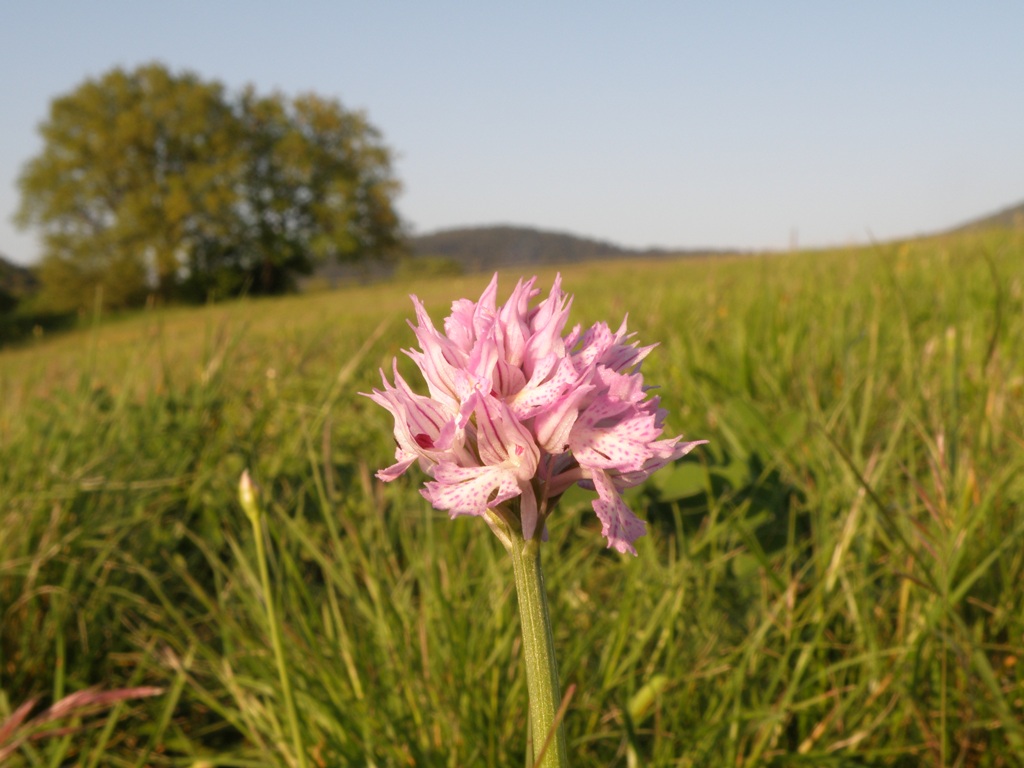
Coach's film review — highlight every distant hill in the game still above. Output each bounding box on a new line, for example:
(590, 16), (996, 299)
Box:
(948, 200), (1024, 233)
(308, 224), (727, 288)
(305, 199), (1024, 292)
(408, 224), (723, 273)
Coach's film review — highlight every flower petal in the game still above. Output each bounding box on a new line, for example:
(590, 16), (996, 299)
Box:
(423, 462), (521, 517)
(590, 469), (646, 555)
(570, 401), (662, 473)
(376, 454), (417, 483)
(615, 439), (709, 487)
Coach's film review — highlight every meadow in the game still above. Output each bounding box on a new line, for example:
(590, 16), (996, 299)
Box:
(1, 229), (1022, 766)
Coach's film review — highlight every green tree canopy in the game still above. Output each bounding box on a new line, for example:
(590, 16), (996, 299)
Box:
(17, 63), (404, 311)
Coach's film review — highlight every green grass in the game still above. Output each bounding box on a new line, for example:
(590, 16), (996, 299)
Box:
(2, 229), (1023, 766)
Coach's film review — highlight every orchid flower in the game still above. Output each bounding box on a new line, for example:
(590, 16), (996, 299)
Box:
(366, 274), (705, 555)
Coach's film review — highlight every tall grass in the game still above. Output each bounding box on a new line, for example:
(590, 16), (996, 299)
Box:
(1, 230), (1022, 765)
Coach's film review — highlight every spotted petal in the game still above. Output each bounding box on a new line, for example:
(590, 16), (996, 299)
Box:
(589, 468), (647, 555)
(423, 462), (521, 518)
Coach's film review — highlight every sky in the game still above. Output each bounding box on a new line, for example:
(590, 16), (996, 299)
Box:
(2, 2), (1023, 265)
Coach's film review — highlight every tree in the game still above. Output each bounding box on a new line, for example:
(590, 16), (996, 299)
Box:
(187, 88), (403, 297)
(17, 63), (403, 311)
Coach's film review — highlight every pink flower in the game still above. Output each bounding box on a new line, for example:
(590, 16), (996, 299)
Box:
(365, 274), (706, 555)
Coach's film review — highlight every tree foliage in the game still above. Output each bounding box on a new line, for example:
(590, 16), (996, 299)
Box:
(17, 63), (403, 311)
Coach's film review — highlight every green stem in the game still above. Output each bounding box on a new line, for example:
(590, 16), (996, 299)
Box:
(508, 532), (569, 767)
(241, 473), (309, 768)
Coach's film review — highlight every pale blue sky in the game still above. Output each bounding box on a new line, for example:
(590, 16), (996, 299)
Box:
(2, 2), (1022, 265)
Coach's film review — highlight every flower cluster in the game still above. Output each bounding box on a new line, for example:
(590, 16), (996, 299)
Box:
(366, 274), (705, 555)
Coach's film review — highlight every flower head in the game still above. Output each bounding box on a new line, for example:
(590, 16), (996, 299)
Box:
(365, 274), (706, 555)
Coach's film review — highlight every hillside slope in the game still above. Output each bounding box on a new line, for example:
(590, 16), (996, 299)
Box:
(311, 224), (726, 286)
(409, 224), (725, 273)
(948, 200), (1024, 232)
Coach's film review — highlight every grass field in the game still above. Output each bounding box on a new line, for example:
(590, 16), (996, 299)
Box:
(2, 229), (1023, 766)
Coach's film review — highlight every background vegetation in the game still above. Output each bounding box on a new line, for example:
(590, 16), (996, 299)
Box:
(1, 227), (1023, 766)
(14, 63), (403, 312)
